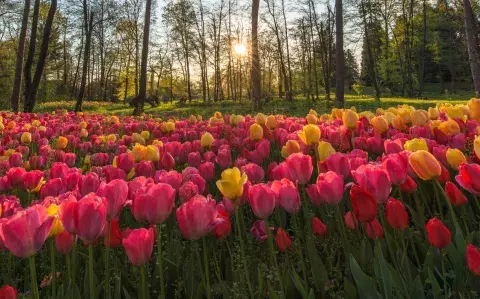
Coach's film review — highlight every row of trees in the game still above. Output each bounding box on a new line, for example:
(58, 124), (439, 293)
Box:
(0, 0), (479, 113)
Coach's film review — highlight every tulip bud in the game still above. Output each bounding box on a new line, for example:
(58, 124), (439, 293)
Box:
(371, 116), (389, 133)
(276, 228), (292, 252)
(385, 198), (409, 229)
(342, 109), (359, 130)
(404, 138), (428, 152)
(408, 150), (442, 180)
(122, 227), (155, 267)
(201, 132), (214, 148)
(344, 211), (359, 230)
(249, 124), (263, 141)
(467, 244), (480, 276)
(317, 141), (336, 162)
(425, 218), (451, 249)
(312, 217), (327, 236)
(298, 124), (320, 145)
(21, 132), (32, 144)
(350, 185), (377, 222)
(265, 115), (278, 130)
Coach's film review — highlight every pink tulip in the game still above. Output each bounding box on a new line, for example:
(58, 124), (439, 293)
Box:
(117, 153), (134, 173)
(101, 179), (128, 219)
(249, 184), (276, 219)
(250, 220), (274, 242)
(199, 162), (215, 181)
(285, 153), (313, 185)
(59, 195), (78, 234)
(74, 193), (106, 243)
(78, 173), (100, 196)
(0, 205), (54, 258)
(157, 170), (182, 191)
(161, 152), (175, 170)
(187, 152), (201, 167)
(326, 153), (351, 179)
(50, 162), (69, 180)
(132, 183), (176, 224)
(122, 227), (155, 267)
(8, 153), (23, 167)
(382, 153), (408, 185)
(456, 163), (480, 195)
(352, 165), (391, 204)
(40, 178), (67, 199)
(176, 195), (217, 240)
(316, 171), (344, 205)
(306, 184), (323, 206)
(22, 170), (44, 191)
(216, 148), (232, 169)
(6, 167), (26, 187)
(179, 181), (199, 203)
(270, 179), (301, 213)
(242, 163), (265, 183)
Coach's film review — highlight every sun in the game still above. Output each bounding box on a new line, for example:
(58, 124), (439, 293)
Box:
(234, 43), (247, 56)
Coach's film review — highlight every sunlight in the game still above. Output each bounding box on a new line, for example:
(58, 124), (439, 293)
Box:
(233, 43), (247, 56)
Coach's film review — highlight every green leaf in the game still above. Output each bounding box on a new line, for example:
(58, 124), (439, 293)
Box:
(344, 277), (358, 299)
(427, 268), (442, 299)
(305, 235), (327, 292)
(349, 254), (381, 299)
(291, 269), (308, 299)
(374, 243), (393, 299)
(409, 276), (425, 299)
(64, 282), (81, 299)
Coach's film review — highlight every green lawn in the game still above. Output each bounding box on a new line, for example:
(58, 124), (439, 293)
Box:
(34, 92), (474, 118)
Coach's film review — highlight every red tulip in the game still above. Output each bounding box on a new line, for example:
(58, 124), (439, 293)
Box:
(198, 162), (215, 181)
(248, 184), (276, 220)
(103, 218), (122, 248)
(0, 285), (17, 299)
(306, 184), (323, 206)
(55, 230), (75, 254)
(122, 227), (155, 267)
(285, 153), (313, 185)
(0, 205), (54, 258)
(365, 218), (384, 240)
(276, 228), (292, 252)
(6, 167), (26, 187)
(437, 164), (450, 184)
(22, 170), (44, 191)
(385, 198), (409, 229)
(40, 178), (67, 199)
(426, 218), (451, 249)
(74, 193), (106, 243)
(212, 207), (231, 239)
(445, 182), (468, 206)
(176, 195), (217, 240)
(316, 171), (344, 205)
(382, 153), (407, 185)
(270, 179), (301, 214)
(59, 195), (77, 234)
(312, 217), (327, 236)
(456, 163), (480, 196)
(132, 183), (176, 224)
(50, 162), (69, 180)
(467, 244), (480, 276)
(101, 179), (128, 219)
(400, 175), (417, 193)
(344, 211), (359, 230)
(350, 185), (377, 222)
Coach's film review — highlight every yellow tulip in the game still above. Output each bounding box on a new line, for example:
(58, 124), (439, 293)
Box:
(56, 136), (68, 149)
(408, 150), (442, 180)
(32, 120), (40, 127)
(201, 132), (214, 148)
(255, 113), (266, 125)
(250, 124), (264, 141)
(309, 109), (318, 117)
(474, 135), (480, 158)
(197, 115), (203, 122)
(216, 167), (248, 201)
(468, 98), (480, 120)
(319, 114), (331, 122)
(298, 124), (321, 145)
(359, 111), (375, 121)
(281, 140), (301, 158)
(370, 116), (389, 133)
(332, 108), (344, 119)
(38, 126), (46, 132)
(145, 145), (160, 162)
(131, 144), (147, 162)
(189, 115), (197, 124)
(47, 204), (64, 238)
(342, 109), (359, 130)
(106, 134), (117, 142)
(166, 121), (175, 133)
(21, 132), (32, 144)
(229, 114), (238, 126)
(265, 115), (278, 130)
(404, 138), (428, 152)
(140, 131), (150, 140)
(0, 123), (4, 130)
(446, 148), (466, 170)
(132, 133), (142, 143)
(317, 141), (336, 162)
(214, 111), (223, 119)
(306, 113), (318, 125)
(384, 112), (396, 124)
(391, 116), (406, 131)
(428, 107), (439, 120)
(438, 119), (460, 135)
(446, 106), (465, 119)
(79, 121), (87, 129)
(411, 110), (428, 126)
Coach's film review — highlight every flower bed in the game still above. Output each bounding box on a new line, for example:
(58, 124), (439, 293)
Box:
(0, 100), (480, 298)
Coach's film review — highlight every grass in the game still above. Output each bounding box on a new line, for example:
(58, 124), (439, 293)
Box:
(34, 91), (475, 118)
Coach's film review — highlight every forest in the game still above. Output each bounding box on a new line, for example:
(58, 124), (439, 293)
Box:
(0, 0), (479, 114)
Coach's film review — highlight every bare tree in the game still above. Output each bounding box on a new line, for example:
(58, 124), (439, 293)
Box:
(335, 0), (344, 107)
(463, 0), (480, 97)
(252, 0), (261, 109)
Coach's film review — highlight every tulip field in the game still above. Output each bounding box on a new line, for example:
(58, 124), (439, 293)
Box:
(2, 101), (480, 299)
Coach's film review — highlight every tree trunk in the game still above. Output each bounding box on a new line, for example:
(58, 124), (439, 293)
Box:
(24, 0), (57, 113)
(419, 0), (426, 96)
(23, 0), (40, 110)
(463, 0), (480, 97)
(11, 0), (30, 112)
(133, 0), (152, 115)
(335, 0), (345, 107)
(252, 0), (261, 109)
(360, 0), (381, 101)
(72, 26), (84, 95)
(75, 4), (94, 112)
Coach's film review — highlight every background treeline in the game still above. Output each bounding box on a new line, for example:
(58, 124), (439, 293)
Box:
(0, 0), (479, 112)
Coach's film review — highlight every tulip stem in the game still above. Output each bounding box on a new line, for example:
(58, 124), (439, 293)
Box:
(292, 214), (308, 282)
(234, 207), (254, 298)
(140, 265), (147, 299)
(265, 219), (285, 296)
(434, 180), (463, 238)
(29, 256), (40, 299)
(89, 243), (94, 299)
(202, 238), (211, 299)
(439, 249), (447, 299)
(72, 235), (78, 282)
(105, 220), (111, 299)
(50, 239), (57, 299)
(157, 225), (165, 299)
(66, 253), (72, 284)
